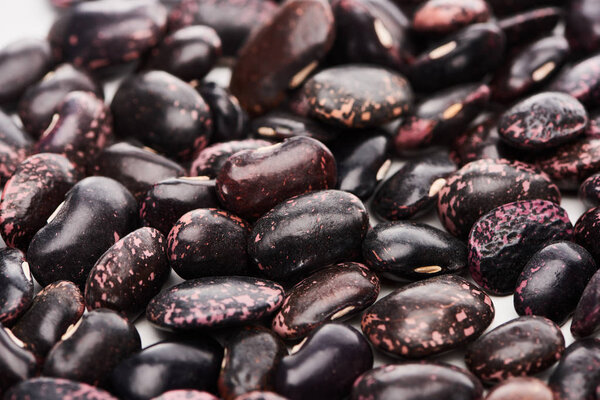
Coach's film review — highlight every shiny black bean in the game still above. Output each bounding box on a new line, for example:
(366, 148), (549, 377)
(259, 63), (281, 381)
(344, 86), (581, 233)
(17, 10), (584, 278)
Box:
(0, 249), (32, 327)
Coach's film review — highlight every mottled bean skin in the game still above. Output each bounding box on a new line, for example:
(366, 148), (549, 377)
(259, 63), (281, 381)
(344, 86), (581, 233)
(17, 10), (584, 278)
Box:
(412, 0), (490, 35)
(272, 263), (380, 340)
(363, 221), (467, 281)
(351, 362), (484, 400)
(0, 111), (33, 188)
(216, 137), (337, 218)
(85, 227), (170, 320)
(146, 277), (285, 330)
(43, 309), (141, 388)
(514, 242), (598, 326)
(275, 324), (373, 400)
(167, 208), (251, 279)
(548, 339), (600, 400)
(27, 176), (139, 288)
(198, 83), (247, 144)
(498, 8), (562, 48)
(11, 281), (84, 363)
(249, 190), (369, 283)
(0, 39), (52, 104)
(0, 154), (79, 251)
(469, 200), (573, 296)
(93, 142), (186, 201)
(572, 269), (600, 338)
(35, 91), (113, 173)
(485, 377), (554, 400)
(219, 326), (287, 400)
(111, 337), (223, 400)
(190, 139), (272, 179)
(249, 112), (338, 144)
(0, 249), (32, 327)
(361, 275), (495, 358)
(580, 173), (600, 208)
(18, 63), (103, 138)
(5, 377), (118, 400)
(551, 54), (600, 109)
(574, 206), (600, 264)
(230, 0), (335, 115)
(465, 316), (564, 384)
(140, 177), (220, 235)
(437, 159), (561, 239)
(48, 0), (167, 73)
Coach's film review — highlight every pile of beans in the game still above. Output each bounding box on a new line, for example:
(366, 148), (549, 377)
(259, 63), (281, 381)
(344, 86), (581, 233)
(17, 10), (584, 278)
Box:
(1, 0), (600, 399)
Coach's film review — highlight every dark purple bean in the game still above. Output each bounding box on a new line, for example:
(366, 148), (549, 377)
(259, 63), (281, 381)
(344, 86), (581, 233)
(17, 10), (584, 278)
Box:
(372, 150), (456, 220)
(167, 208), (251, 279)
(0, 39), (52, 104)
(514, 241), (597, 325)
(216, 137), (337, 219)
(249, 190), (369, 283)
(140, 177), (219, 235)
(0, 154), (79, 251)
(574, 206), (600, 265)
(146, 277), (284, 330)
(153, 391), (219, 400)
(408, 23), (505, 92)
(565, 0), (600, 57)
(35, 91), (112, 173)
(190, 139), (272, 178)
(498, 92), (587, 150)
(27, 176), (138, 288)
(198, 82), (247, 144)
(351, 362), (484, 400)
(233, 393), (288, 400)
(249, 112), (339, 144)
(0, 326), (37, 395)
(580, 173), (600, 209)
(111, 337), (223, 399)
(571, 269), (600, 338)
(485, 378), (554, 400)
(548, 339), (600, 400)
(290, 65), (413, 128)
(330, 130), (390, 199)
(0, 249), (31, 328)
(48, 0), (167, 73)
(11, 281), (84, 363)
(17, 63), (103, 138)
(491, 36), (570, 103)
(167, 0), (278, 57)
(0, 111), (33, 187)
(85, 227), (170, 320)
(5, 377), (118, 400)
(143, 25), (221, 82)
(469, 199), (573, 296)
(219, 326), (287, 400)
(361, 275), (495, 358)
(363, 221), (467, 281)
(551, 54), (600, 109)
(412, 0), (490, 35)
(272, 263), (379, 340)
(437, 158), (561, 239)
(487, 0), (563, 16)
(230, 0), (335, 115)
(498, 8), (562, 48)
(275, 323), (372, 400)
(93, 142), (186, 201)
(329, 0), (413, 72)
(395, 84), (489, 150)
(111, 71), (212, 160)
(465, 316), (564, 384)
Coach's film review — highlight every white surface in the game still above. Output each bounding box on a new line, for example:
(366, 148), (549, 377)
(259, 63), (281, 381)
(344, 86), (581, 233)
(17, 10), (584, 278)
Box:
(0, 0), (591, 379)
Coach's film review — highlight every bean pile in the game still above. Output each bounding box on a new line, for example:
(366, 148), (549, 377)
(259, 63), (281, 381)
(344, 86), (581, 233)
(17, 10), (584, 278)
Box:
(0, 0), (600, 399)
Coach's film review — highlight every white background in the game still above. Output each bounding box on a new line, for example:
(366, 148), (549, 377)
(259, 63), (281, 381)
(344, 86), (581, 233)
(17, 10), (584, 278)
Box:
(0, 0), (591, 379)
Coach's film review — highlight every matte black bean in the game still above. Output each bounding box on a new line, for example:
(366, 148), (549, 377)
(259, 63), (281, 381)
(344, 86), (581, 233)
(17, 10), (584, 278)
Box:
(140, 177), (219, 235)
(198, 82), (247, 144)
(11, 281), (84, 363)
(5, 377), (118, 400)
(167, 208), (251, 279)
(27, 176), (138, 288)
(272, 263), (379, 340)
(0, 110), (33, 187)
(219, 326), (287, 400)
(111, 337), (223, 400)
(93, 142), (186, 201)
(0, 249), (32, 327)
(579, 172), (600, 209)
(249, 112), (338, 144)
(190, 139), (272, 179)
(43, 309), (141, 388)
(514, 241), (597, 325)
(249, 190), (369, 283)
(275, 323), (373, 400)
(0, 325), (37, 395)
(548, 339), (600, 400)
